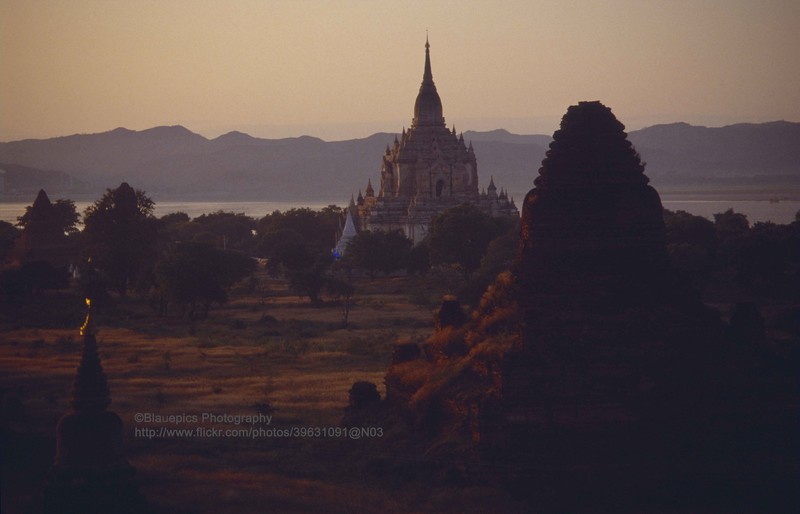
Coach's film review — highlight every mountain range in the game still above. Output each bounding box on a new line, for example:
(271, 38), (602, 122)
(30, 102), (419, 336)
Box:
(1, 121), (798, 203)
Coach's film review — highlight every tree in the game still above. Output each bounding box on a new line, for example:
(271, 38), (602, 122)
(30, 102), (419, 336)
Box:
(714, 209), (750, 239)
(18, 198), (80, 236)
(455, 219), (520, 303)
(714, 208), (751, 270)
(259, 229), (317, 275)
(257, 207), (345, 276)
(0, 258), (70, 303)
(427, 203), (512, 277)
(288, 255), (333, 306)
(0, 221), (20, 264)
(735, 221), (800, 290)
(155, 242), (257, 319)
(406, 240), (431, 275)
(160, 212), (191, 226)
(191, 211), (256, 252)
(325, 275), (355, 328)
(18, 260), (70, 293)
(257, 207), (343, 256)
(345, 229), (412, 278)
(663, 209), (717, 281)
(82, 183), (159, 297)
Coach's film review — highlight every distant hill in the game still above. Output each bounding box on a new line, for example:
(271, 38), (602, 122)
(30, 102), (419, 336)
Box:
(0, 162), (87, 197)
(0, 121), (798, 203)
(627, 121), (800, 185)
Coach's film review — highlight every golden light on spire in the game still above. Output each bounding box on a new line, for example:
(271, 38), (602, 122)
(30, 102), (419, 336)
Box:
(79, 297), (93, 336)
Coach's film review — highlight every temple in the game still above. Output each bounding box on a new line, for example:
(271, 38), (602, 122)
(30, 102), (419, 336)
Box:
(344, 38), (517, 246)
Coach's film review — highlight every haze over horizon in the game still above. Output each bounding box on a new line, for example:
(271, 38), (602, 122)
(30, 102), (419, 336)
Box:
(2, 0), (799, 143)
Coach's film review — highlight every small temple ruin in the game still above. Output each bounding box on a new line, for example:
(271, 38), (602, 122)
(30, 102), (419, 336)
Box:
(8, 189), (72, 269)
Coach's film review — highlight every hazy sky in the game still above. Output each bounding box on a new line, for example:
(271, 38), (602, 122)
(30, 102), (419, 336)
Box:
(2, 0), (799, 142)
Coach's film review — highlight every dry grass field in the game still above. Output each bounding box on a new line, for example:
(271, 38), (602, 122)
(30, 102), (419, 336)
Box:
(1, 274), (524, 513)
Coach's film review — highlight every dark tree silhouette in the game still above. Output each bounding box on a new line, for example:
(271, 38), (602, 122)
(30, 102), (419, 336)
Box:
(260, 229), (317, 275)
(18, 197), (80, 236)
(460, 219), (520, 302)
(257, 207), (342, 254)
(288, 255), (333, 306)
(344, 229), (412, 278)
(663, 209), (717, 281)
(191, 211), (256, 252)
(256, 206), (345, 277)
(714, 208), (750, 238)
(0, 220), (19, 264)
(160, 212), (190, 225)
(735, 221), (800, 290)
(155, 242), (257, 319)
(714, 208), (751, 270)
(405, 240), (431, 275)
(325, 275), (355, 327)
(427, 203), (510, 276)
(82, 183), (159, 297)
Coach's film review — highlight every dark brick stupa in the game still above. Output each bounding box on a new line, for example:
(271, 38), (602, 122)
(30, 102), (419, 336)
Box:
(505, 101), (718, 428)
(382, 101), (743, 509)
(42, 299), (147, 514)
(493, 103), (796, 510)
(516, 101), (670, 287)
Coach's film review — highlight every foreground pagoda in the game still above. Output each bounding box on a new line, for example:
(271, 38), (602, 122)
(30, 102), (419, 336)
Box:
(42, 299), (147, 514)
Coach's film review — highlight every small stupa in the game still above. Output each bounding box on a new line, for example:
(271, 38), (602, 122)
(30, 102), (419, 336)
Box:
(9, 189), (71, 268)
(333, 200), (359, 258)
(42, 298), (147, 514)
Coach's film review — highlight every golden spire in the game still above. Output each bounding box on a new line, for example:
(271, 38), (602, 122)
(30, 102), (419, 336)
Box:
(79, 297), (93, 336)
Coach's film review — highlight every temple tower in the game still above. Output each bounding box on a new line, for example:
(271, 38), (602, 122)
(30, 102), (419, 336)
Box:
(345, 38), (517, 245)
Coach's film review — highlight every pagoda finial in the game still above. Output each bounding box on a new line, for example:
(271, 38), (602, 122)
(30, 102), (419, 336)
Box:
(423, 34), (433, 84)
(71, 297), (111, 412)
(80, 297), (93, 337)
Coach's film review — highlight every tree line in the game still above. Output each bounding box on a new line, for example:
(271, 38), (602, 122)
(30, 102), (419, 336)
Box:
(663, 207), (800, 296)
(0, 183), (520, 325)
(6, 182), (792, 327)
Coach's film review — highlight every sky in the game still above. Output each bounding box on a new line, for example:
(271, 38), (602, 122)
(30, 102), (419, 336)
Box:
(1, 0), (799, 142)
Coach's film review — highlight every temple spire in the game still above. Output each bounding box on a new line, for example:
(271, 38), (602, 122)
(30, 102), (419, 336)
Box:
(413, 36), (444, 127)
(423, 35), (433, 85)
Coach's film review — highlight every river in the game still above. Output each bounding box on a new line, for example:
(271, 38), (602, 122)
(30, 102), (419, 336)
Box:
(0, 197), (798, 226)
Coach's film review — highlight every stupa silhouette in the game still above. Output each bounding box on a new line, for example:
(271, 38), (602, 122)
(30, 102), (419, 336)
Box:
(42, 298), (147, 514)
